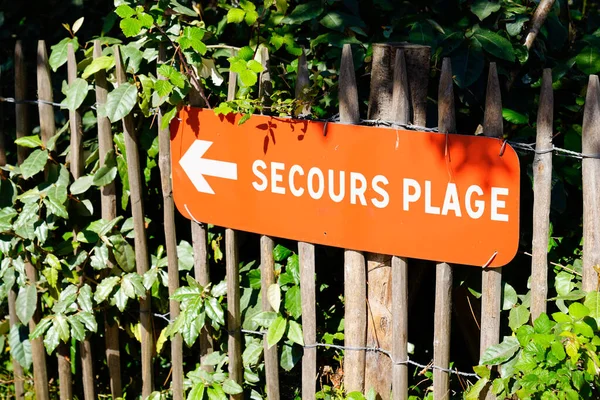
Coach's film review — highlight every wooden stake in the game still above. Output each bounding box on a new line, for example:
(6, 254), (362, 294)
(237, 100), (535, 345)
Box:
(258, 47), (280, 400)
(38, 39), (72, 400)
(187, 67), (214, 370)
(296, 48), (317, 400)
(531, 69), (553, 319)
(157, 45), (184, 400)
(582, 74), (600, 292)
(480, 63), (503, 400)
(68, 43), (95, 400)
(261, 236), (280, 399)
(94, 40), (122, 399)
(433, 58), (455, 400)
(226, 229), (243, 399)
(340, 44), (367, 394)
(115, 46), (154, 397)
(15, 41), (28, 165)
(299, 242), (316, 400)
(295, 48), (311, 116)
(391, 49), (410, 400)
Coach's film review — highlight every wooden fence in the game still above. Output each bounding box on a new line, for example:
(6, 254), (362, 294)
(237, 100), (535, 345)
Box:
(1, 38), (599, 400)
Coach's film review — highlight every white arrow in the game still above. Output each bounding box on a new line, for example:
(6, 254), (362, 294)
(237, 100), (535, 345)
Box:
(179, 140), (238, 194)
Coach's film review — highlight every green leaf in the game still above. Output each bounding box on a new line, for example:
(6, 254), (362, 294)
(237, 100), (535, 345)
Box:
(206, 297), (225, 327)
(509, 304), (530, 331)
(43, 324), (60, 353)
(72, 16), (84, 34)
(9, 324), (32, 369)
(16, 284), (37, 325)
(480, 336), (520, 365)
(155, 80), (173, 97)
(282, 2), (324, 24)
(188, 383), (205, 400)
(502, 109), (529, 124)
(267, 283), (281, 313)
(473, 365), (491, 379)
(585, 291), (600, 322)
(222, 379), (243, 395)
(568, 302), (590, 319)
(106, 82), (137, 123)
(247, 59), (264, 73)
(242, 341), (263, 366)
(470, 0), (501, 21)
(115, 4), (135, 18)
(252, 311), (277, 327)
(347, 393), (366, 400)
(82, 56), (115, 79)
(320, 11), (365, 32)
(472, 28), (515, 61)
(21, 149), (49, 179)
(227, 8), (246, 23)
(451, 41), (484, 88)
(30, 317), (53, 339)
(93, 165), (117, 187)
(0, 207), (17, 231)
(273, 245), (292, 262)
(280, 343), (298, 371)
(120, 17), (144, 37)
(287, 320), (304, 346)
(267, 315), (286, 348)
(158, 64), (186, 88)
(44, 196), (69, 219)
(179, 26), (207, 55)
(238, 69), (257, 87)
(465, 377), (489, 400)
(70, 175), (94, 195)
(284, 285), (302, 319)
(62, 78), (89, 111)
(94, 276), (120, 303)
(555, 271), (575, 297)
(54, 314), (70, 341)
(161, 106), (178, 130)
(550, 341), (565, 361)
(576, 46), (600, 75)
(49, 38), (79, 71)
(502, 282), (518, 310)
(533, 313), (553, 334)
(14, 135), (43, 149)
(69, 315), (85, 341)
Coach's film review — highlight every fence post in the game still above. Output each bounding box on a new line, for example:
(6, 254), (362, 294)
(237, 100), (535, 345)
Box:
(258, 46), (281, 400)
(225, 54), (243, 399)
(296, 47), (317, 400)
(339, 44), (367, 394)
(187, 62), (214, 371)
(582, 74), (600, 292)
(67, 42), (95, 400)
(390, 49), (410, 400)
(531, 69), (553, 320)
(2, 61), (24, 399)
(433, 58), (455, 400)
(93, 40), (123, 399)
(480, 63), (503, 400)
(366, 43), (430, 399)
(38, 39), (74, 400)
(157, 45), (184, 400)
(115, 45), (154, 397)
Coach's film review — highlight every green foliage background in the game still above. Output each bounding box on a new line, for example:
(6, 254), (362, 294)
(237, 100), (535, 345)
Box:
(1, 0), (600, 399)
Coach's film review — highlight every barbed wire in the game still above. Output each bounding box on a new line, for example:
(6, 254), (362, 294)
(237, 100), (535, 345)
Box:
(3, 96), (598, 161)
(152, 312), (478, 378)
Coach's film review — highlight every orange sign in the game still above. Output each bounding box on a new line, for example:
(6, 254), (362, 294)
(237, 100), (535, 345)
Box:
(171, 107), (520, 267)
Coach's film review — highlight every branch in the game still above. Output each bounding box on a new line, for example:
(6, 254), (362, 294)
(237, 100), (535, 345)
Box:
(524, 0), (557, 50)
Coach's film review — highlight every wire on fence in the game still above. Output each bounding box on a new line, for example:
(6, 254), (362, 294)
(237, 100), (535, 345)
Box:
(151, 312), (478, 378)
(3, 95), (595, 161)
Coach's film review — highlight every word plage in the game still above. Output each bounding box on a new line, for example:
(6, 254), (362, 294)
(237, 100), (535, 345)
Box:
(171, 107), (520, 267)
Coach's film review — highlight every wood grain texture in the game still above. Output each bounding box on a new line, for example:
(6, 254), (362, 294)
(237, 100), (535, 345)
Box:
(433, 58), (455, 400)
(340, 44), (367, 394)
(57, 343), (73, 400)
(480, 63), (503, 400)
(299, 242), (316, 400)
(94, 40), (122, 399)
(582, 74), (600, 292)
(531, 69), (553, 320)
(368, 43), (430, 125)
(295, 47), (311, 116)
(157, 46), (184, 400)
(37, 41), (55, 144)
(226, 229), (243, 399)
(261, 236), (281, 399)
(188, 78), (213, 368)
(15, 41), (28, 164)
(392, 256), (408, 400)
(115, 46), (154, 397)
(391, 49), (410, 400)
(259, 46), (273, 108)
(68, 43), (95, 400)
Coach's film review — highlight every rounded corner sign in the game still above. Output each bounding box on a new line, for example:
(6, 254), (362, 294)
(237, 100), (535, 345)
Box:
(171, 106), (520, 268)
